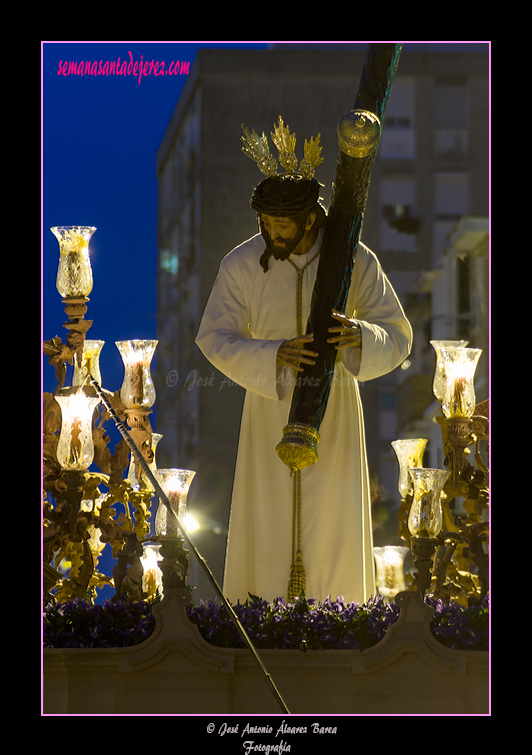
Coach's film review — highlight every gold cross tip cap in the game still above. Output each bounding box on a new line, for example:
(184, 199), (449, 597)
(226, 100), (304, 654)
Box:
(337, 109), (381, 157)
(276, 423), (320, 474)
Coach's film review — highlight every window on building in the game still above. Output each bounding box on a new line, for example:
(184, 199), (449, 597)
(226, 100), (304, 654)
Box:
(433, 173), (469, 263)
(434, 80), (468, 160)
(379, 178), (418, 251)
(379, 77), (415, 160)
(159, 249), (178, 275)
(434, 173), (469, 221)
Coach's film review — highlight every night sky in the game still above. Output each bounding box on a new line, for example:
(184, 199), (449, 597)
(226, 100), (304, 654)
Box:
(42, 41), (268, 403)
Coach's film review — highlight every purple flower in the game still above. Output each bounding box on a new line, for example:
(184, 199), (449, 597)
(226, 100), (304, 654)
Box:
(44, 592), (488, 653)
(43, 597), (156, 648)
(426, 594), (489, 651)
(185, 592), (488, 652)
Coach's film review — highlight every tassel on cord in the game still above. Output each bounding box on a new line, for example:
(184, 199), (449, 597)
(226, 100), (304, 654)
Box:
(287, 469), (305, 602)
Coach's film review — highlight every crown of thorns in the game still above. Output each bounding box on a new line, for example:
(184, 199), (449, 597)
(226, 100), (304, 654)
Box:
(241, 115), (323, 179)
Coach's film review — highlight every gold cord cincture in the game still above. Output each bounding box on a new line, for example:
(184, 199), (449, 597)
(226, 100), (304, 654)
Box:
(282, 251), (320, 601)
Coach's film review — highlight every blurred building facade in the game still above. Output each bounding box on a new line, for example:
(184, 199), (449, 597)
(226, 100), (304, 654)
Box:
(155, 46), (489, 594)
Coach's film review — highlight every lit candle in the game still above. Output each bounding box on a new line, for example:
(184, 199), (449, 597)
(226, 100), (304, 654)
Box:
(440, 347), (482, 419)
(451, 373), (467, 417)
(391, 438), (428, 498)
(141, 543), (163, 598)
(55, 389), (100, 470)
(153, 469), (196, 537)
(51, 226), (96, 299)
(70, 415), (82, 464)
(407, 468), (450, 538)
(116, 340), (158, 409)
(430, 340), (468, 401)
(131, 361), (144, 402)
(373, 546), (409, 599)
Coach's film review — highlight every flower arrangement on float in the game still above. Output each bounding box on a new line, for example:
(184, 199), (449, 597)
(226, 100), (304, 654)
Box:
(43, 592), (488, 652)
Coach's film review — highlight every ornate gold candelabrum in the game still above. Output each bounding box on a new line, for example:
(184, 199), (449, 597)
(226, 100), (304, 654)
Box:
(43, 226), (196, 606)
(393, 342), (488, 604)
(432, 344), (488, 603)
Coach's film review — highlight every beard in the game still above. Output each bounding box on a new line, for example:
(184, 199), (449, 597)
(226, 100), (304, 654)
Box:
(259, 220), (307, 262)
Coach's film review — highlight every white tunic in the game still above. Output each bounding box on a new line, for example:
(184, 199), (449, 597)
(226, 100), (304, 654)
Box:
(195, 231), (412, 604)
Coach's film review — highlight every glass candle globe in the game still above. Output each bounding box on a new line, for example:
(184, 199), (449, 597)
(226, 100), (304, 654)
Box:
(73, 339), (105, 387)
(51, 226), (96, 299)
(407, 468), (450, 538)
(430, 340), (469, 401)
(141, 542), (163, 599)
(116, 340), (158, 409)
(391, 438), (428, 498)
(439, 346), (482, 418)
(55, 390), (100, 470)
(153, 469), (196, 537)
(373, 545), (409, 600)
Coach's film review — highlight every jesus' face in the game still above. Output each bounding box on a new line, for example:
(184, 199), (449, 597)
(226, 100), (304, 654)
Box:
(259, 213), (316, 259)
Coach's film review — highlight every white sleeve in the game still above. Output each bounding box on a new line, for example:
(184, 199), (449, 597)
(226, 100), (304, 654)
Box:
(195, 258), (286, 400)
(339, 245), (413, 382)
